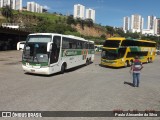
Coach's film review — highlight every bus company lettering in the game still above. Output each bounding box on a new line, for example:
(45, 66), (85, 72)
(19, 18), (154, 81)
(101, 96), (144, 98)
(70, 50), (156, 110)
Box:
(141, 47), (149, 51)
(66, 51), (77, 56)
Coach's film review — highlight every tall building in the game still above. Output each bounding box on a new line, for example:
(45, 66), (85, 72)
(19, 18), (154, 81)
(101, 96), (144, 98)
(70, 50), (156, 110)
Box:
(27, 1), (43, 13)
(147, 16), (156, 30)
(130, 14), (144, 33)
(123, 16), (130, 33)
(13, 0), (22, 10)
(0, 0), (2, 7)
(86, 8), (95, 22)
(154, 18), (160, 36)
(74, 4), (85, 19)
(0, 0), (22, 10)
(0, 0), (11, 8)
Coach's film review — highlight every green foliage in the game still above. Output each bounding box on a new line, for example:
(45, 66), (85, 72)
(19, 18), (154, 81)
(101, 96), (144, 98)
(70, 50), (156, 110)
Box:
(100, 34), (106, 39)
(115, 28), (125, 37)
(1, 5), (13, 22)
(124, 32), (140, 39)
(64, 31), (81, 36)
(105, 26), (115, 36)
(84, 19), (94, 27)
(35, 17), (76, 34)
(67, 15), (75, 25)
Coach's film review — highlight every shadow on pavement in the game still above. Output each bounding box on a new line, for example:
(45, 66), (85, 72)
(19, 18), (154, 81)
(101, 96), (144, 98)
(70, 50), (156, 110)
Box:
(99, 64), (125, 69)
(24, 63), (93, 77)
(124, 81), (134, 87)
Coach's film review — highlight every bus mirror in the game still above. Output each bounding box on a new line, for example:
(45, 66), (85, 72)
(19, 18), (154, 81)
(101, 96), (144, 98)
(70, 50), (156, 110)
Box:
(47, 42), (53, 52)
(17, 41), (26, 51)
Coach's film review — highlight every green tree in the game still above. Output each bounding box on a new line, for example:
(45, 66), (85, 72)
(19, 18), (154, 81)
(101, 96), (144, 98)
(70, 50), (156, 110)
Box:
(67, 15), (75, 25)
(85, 19), (93, 27)
(105, 26), (115, 36)
(1, 5), (13, 22)
(115, 28), (125, 37)
(125, 32), (140, 39)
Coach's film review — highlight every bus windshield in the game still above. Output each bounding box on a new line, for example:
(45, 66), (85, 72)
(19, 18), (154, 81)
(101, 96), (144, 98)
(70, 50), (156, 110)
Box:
(101, 48), (126, 60)
(23, 35), (51, 63)
(103, 40), (121, 48)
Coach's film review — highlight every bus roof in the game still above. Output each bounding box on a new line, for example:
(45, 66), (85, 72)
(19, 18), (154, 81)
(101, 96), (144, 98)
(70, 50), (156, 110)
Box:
(106, 37), (156, 43)
(28, 33), (87, 42)
(107, 37), (126, 40)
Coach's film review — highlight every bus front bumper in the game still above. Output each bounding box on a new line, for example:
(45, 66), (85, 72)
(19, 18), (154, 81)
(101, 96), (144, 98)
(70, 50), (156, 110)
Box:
(101, 59), (124, 67)
(22, 65), (50, 75)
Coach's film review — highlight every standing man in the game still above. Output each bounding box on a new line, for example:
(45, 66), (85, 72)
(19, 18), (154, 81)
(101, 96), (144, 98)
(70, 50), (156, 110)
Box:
(130, 56), (143, 87)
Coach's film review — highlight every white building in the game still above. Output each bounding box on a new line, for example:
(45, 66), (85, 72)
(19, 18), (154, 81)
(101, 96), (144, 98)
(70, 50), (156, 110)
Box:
(123, 16), (130, 33)
(86, 8), (95, 22)
(13, 0), (22, 10)
(142, 29), (154, 35)
(0, 0), (22, 10)
(147, 16), (156, 30)
(154, 18), (160, 36)
(27, 1), (43, 13)
(130, 14), (144, 33)
(74, 4), (85, 19)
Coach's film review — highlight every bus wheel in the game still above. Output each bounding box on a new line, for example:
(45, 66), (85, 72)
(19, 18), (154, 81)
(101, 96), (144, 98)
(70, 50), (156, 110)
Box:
(86, 59), (89, 65)
(124, 61), (128, 67)
(130, 60), (133, 66)
(61, 63), (66, 74)
(146, 58), (149, 63)
(129, 60), (132, 66)
(150, 58), (152, 63)
(89, 58), (92, 64)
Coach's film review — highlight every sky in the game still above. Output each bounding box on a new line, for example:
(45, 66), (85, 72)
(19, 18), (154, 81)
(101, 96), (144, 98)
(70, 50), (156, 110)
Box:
(23, 0), (160, 28)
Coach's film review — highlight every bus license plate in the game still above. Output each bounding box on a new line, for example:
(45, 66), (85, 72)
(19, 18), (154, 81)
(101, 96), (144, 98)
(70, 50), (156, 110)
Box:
(31, 69), (35, 72)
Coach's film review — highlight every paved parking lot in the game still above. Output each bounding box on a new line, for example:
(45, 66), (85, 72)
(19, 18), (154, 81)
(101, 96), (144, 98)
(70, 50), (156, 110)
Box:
(0, 51), (160, 120)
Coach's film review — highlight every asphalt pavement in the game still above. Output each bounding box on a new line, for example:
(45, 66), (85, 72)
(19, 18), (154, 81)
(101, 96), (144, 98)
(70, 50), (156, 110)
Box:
(0, 50), (160, 120)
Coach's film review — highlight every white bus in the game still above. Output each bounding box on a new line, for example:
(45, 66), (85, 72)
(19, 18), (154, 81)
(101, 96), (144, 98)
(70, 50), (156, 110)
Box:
(94, 45), (103, 52)
(18, 33), (95, 75)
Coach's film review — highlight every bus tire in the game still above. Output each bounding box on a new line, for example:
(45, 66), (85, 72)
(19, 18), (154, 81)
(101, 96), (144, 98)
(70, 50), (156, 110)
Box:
(89, 58), (92, 64)
(130, 60), (133, 66)
(146, 58), (149, 63)
(86, 59), (89, 65)
(61, 63), (66, 74)
(150, 58), (152, 63)
(124, 61), (128, 67)
(129, 60), (132, 66)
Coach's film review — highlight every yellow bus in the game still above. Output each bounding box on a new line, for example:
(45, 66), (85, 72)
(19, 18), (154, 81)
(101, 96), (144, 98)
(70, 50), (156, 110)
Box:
(101, 37), (156, 67)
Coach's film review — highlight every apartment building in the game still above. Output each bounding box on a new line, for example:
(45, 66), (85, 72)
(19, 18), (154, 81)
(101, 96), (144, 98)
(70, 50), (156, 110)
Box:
(123, 16), (130, 33)
(86, 8), (95, 22)
(74, 4), (85, 19)
(147, 16), (156, 30)
(27, 1), (43, 13)
(0, 0), (22, 10)
(130, 14), (144, 33)
(154, 18), (160, 36)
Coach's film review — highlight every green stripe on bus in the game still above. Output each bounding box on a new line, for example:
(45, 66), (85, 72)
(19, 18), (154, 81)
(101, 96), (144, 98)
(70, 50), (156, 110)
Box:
(22, 61), (48, 66)
(130, 47), (141, 52)
(61, 49), (95, 57)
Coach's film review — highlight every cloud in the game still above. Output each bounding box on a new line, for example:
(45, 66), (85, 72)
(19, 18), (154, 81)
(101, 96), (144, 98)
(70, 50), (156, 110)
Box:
(43, 5), (50, 10)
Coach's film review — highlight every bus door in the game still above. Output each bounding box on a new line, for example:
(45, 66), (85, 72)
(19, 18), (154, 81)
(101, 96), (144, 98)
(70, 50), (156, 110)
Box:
(50, 36), (61, 64)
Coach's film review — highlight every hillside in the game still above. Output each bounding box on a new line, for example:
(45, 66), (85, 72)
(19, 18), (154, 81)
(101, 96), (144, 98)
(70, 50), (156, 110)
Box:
(73, 24), (109, 38)
(0, 10), (108, 43)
